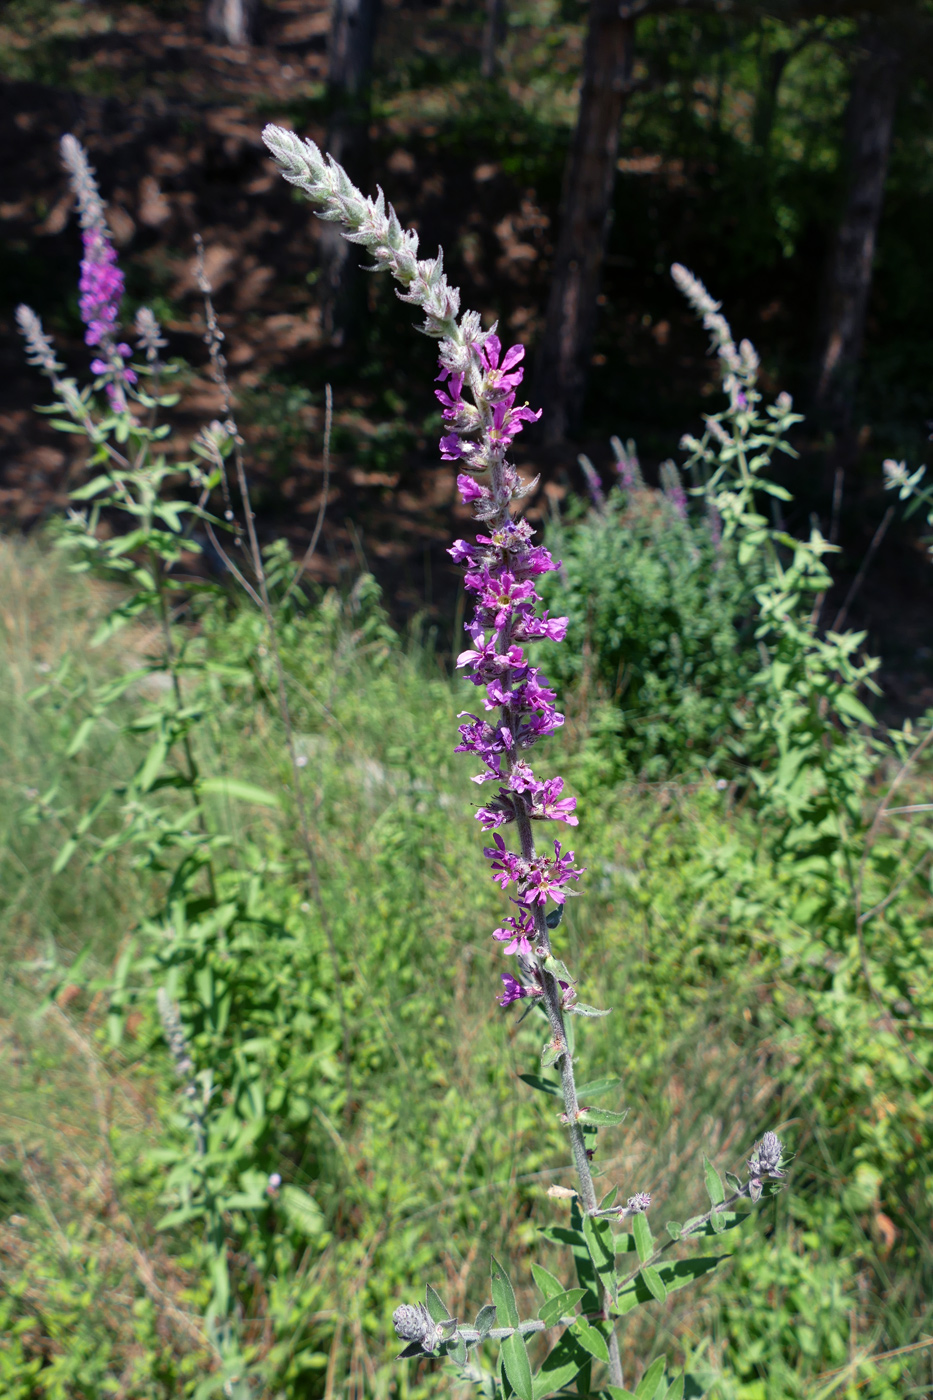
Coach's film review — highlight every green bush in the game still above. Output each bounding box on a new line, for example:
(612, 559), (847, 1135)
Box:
(536, 474), (758, 781)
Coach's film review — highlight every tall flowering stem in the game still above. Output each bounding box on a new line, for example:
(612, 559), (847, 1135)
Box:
(60, 134), (137, 411)
(262, 125), (621, 1378)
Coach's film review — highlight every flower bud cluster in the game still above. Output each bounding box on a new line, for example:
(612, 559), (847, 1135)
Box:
(262, 127), (581, 1009)
(746, 1130), (786, 1203)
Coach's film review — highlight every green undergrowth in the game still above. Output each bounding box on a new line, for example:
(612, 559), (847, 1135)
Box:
(0, 537), (931, 1400)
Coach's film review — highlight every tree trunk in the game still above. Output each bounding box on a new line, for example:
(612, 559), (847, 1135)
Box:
(481, 0), (507, 80)
(535, 1), (634, 443)
(319, 0), (381, 345)
(204, 0), (259, 45)
(812, 33), (899, 449)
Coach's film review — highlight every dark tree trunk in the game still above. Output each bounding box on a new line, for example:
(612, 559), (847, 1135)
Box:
(812, 33), (899, 453)
(481, 0), (507, 80)
(319, 0), (381, 345)
(535, 1), (634, 443)
(204, 0), (259, 45)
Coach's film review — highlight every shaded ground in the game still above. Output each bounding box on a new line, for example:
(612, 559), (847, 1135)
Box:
(1, 0), (931, 711)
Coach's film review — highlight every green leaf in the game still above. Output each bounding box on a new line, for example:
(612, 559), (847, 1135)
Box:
(501, 1331), (534, 1400)
(833, 690), (875, 727)
(519, 1073), (561, 1097)
(491, 1257), (520, 1328)
(426, 1284), (451, 1324)
(640, 1266), (667, 1304)
(576, 1077), (622, 1101)
(474, 1303), (498, 1337)
(571, 1319), (610, 1364)
(137, 737), (169, 793)
(632, 1213), (654, 1264)
(66, 715), (97, 757)
(607, 1388), (639, 1400)
(541, 1036), (565, 1068)
(635, 1357), (667, 1400)
(199, 777), (282, 808)
(539, 1288), (586, 1328)
(665, 1222), (683, 1241)
(577, 1107), (627, 1126)
(569, 1199), (600, 1311)
(448, 1335), (467, 1367)
(544, 955), (572, 981)
(533, 1330), (589, 1400)
(531, 1263), (565, 1302)
(600, 1185), (619, 1210)
(545, 907), (563, 929)
(582, 1215), (615, 1284)
(703, 1157), (725, 1208)
(280, 1185), (324, 1238)
(657, 1255), (726, 1294)
(52, 837), (78, 875)
(664, 1375), (685, 1400)
(566, 1002), (611, 1018)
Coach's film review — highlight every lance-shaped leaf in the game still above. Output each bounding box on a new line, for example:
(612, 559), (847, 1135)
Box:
(474, 1303), (498, 1338)
(635, 1355), (667, 1399)
(519, 1073), (561, 1098)
(632, 1213), (654, 1264)
(613, 1255), (726, 1318)
(566, 1002), (611, 1018)
(541, 1035), (565, 1068)
(703, 1156), (725, 1208)
(582, 1214), (616, 1301)
(571, 1319), (610, 1364)
(531, 1263), (565, 1302)
(666, 1221), (683, 1241)
(576, 1106), (627, 1127)
(576, 1077), (623, 1101)
(426, 1283), (452, 1324)
(569, 1200), (600, 1310)
(639, 1265), (667, 1304)
(599, 1185), (619, 1210)
(396, 1342), (425, 1360)
(538, 1287), (586, 1328)
(543, 955), (572, 982)
(607, 1387), (639, 1399)
(664, 1373), (685, 1400)
(501, 1331), (534, 1400)
(533, 1329), (590, 1400)
(490, 1257), (520, 1329)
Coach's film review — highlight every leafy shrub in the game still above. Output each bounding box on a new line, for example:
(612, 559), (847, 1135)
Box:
(537, 461), (758, 781)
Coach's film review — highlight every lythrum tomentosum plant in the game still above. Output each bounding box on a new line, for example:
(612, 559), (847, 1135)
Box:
(262, 125), (789, 1398)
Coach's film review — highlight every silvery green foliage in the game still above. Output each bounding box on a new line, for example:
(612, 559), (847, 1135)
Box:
(263, 126), (509, 455)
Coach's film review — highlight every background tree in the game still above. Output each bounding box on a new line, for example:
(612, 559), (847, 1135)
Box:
(205, 0), (259, 46)
(534, 0), (635, 443)
(319, 0), (381, 345)
(812, 21), (900, 475)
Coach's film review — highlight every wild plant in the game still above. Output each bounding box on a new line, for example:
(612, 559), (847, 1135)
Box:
(17, 137), (337, 1399)
(261, 124), (789, 1399)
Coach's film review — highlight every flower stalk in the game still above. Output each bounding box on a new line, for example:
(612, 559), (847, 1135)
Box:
(262, 123), (623, 1380)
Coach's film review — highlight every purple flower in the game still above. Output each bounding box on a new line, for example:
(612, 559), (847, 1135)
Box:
(497, 973), (529, 1007)
(530, 777), (578, 826)
(456, 473), (485, 503)
(79, 229), (125, 349)
(492, 908), (536, 957)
